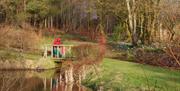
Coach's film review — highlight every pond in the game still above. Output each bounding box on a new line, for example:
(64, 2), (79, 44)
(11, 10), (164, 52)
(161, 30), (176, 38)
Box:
(0, 44), (104, 91)
(0, 70), (92, 91)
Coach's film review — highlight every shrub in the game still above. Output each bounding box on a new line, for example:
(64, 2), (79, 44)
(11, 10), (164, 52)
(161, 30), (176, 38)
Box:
(0, 26), (41, 52)
(108, 24), (126, 42)
(134, 46), (180, 68)
(72, 44), (105, 63)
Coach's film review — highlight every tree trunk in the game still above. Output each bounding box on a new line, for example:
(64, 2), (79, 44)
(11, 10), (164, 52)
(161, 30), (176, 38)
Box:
(50, 16), (53, 28)
(45, 18), (47, 28)
(126, 0), (138, 46)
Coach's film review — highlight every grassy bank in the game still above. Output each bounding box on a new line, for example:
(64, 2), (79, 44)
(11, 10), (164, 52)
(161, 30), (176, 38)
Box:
(0, 33), (94, 70)
(84, 58), (180, 91)
(0, 49), (55, 70)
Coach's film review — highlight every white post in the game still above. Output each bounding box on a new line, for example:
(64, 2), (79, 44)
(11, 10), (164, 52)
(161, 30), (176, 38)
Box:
(44, 46), (48, 58)
(57, 46), (60, 58)
(51, 46), (54, 58)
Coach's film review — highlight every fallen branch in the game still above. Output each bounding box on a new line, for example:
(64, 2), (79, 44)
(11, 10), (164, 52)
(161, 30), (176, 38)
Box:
(164, 45), (180, 66)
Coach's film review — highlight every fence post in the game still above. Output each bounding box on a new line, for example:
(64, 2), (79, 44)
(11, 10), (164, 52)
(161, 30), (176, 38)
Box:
(51, 46), (53, 58)
(57, 46), (60, 58)
(44, 46), (48, 58)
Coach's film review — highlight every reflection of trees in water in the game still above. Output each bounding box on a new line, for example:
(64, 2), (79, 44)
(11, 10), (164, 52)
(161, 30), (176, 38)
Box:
(57, 44), (105, 91)
(48, 77), (88, 91)
(0, 71), (91, 91)
(0, 71), (44, 91)
(50, 65), (91, 91)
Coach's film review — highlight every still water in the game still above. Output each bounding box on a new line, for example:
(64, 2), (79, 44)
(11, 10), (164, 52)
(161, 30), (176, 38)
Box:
(0, 70), (91, 91)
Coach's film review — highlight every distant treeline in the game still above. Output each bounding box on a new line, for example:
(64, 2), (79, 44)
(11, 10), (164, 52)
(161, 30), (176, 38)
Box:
(0, 0), (180, 45)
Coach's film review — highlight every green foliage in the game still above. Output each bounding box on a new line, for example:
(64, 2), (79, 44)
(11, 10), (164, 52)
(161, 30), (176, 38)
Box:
(111, 24), (124, 42)
(0, 0), (179, 46)
(0, 50), (21, 61)
(26, 0), (50, 18)
(142, 46), (164, 53)
(16, 12), (29, 24)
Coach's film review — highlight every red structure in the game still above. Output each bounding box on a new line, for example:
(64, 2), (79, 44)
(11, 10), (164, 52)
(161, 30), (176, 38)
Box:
(52, 38), (66, 58)
(53, 38), (61, 45)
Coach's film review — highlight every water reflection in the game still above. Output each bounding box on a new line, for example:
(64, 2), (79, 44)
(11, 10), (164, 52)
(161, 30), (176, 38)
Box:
(49, 78), (87, 91)
(0, 70), (91, 91)
(0, 44), (104, 91)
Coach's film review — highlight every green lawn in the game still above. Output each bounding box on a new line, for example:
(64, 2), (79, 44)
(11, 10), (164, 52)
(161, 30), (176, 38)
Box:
(0, 49), (41, 60)
(85, 58), (180, 91)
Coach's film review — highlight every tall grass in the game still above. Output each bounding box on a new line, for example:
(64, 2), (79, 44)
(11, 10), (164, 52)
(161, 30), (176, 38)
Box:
(0, 26), (41, 52)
